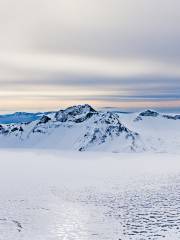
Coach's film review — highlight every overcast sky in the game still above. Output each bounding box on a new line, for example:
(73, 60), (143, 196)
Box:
(0, 0), (180, 112)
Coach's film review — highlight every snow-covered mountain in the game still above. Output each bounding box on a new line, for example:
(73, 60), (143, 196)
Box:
(0, 105), (142, 152)
(0, 104), (179, 153)
(116, 109), (180, 153)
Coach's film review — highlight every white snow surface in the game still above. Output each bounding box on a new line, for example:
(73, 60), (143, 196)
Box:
(0, 149), (180, 240)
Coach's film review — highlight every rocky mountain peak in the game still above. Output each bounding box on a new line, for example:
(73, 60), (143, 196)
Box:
(55, 104), (97, 123)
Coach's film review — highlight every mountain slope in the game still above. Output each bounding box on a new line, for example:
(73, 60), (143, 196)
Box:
(0, 105), (142, 152)
(116, 110), (180, 153)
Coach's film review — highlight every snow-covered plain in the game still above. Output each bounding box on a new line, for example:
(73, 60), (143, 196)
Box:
(1, 149), (180, 240)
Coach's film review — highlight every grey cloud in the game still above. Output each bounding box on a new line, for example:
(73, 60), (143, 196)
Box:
(0, 0), (180, 111)
(1, 74), (180, 99)
(1, 0), (180, 60)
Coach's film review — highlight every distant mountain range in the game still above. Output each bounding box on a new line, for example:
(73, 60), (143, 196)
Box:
(0, 104), (179, 153)
(0, 111), (55, 124)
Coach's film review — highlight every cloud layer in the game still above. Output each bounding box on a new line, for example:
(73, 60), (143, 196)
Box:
(0, 0), (180, 112)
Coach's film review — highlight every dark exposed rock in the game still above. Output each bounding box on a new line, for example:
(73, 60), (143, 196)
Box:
(163, 114), (175, 120)
(139, 110), (159, 117)
(38, 115), (51, 124)
(74, 112), (95, 123)
(19, 126), (24, 132)
(134, 110), (159, 122)
(175, 115), (180, 120)
(55, 110), (67, 122)
(163, 114), (180, 120)
(55, 104), (97, 123)
(0, 125), (9, 135)
(134, 116), (143, 122)
(11, 127), (19, 132)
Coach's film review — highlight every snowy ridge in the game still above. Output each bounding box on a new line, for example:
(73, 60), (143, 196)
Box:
(134, 109), (180, 122)
(116, 109), (180, 153)
(0, 104), (180, 153)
